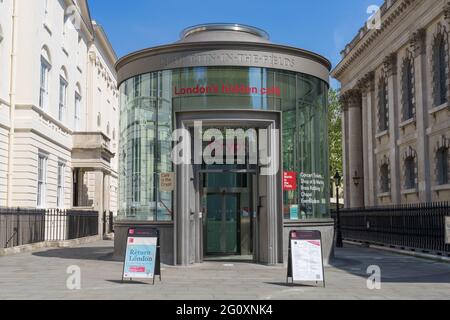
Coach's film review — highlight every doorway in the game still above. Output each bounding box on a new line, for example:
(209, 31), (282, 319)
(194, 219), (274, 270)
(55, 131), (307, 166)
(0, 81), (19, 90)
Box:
(201, 170), (255, 259)
(175, 110), (283, 266)
(205, 193), (240, 255)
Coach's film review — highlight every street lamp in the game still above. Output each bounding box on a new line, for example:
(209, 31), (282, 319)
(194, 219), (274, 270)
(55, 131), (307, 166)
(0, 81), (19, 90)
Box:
(334, 171), (343, 248)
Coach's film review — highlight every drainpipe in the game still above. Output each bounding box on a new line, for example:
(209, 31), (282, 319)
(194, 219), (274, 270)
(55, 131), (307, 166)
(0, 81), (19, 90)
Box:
(7, 0), (18, 207)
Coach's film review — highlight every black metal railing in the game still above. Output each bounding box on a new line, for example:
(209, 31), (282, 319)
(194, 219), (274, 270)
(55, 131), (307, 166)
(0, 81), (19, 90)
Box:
(0, 207), (46, 248)
(1, 208), (99, 248)
(332, 202), (450, 255)
(67, 210), (99, 240)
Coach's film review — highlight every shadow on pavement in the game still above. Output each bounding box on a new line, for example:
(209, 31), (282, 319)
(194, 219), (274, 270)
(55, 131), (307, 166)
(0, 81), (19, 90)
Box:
(107, 280), (152, 286)
(266, 282), (325, 288)
(329, 245), (450, 284)
(32, 246), (120, 262)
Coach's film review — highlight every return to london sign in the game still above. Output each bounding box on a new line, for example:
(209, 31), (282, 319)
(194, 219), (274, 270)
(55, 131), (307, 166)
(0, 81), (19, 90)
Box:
(122, 228), (161, 284)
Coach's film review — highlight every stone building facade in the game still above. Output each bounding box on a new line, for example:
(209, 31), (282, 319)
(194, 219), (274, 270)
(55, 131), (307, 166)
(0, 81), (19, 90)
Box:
(0, 0), (119, 232)
(332, 0), (450, 208)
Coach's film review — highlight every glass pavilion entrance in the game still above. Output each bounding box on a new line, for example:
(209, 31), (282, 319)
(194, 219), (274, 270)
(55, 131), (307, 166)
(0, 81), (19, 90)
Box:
(200, 168), (256, 258)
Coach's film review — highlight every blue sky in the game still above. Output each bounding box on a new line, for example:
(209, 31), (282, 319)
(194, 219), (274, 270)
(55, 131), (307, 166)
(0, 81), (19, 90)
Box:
(88, 0), (384, 87)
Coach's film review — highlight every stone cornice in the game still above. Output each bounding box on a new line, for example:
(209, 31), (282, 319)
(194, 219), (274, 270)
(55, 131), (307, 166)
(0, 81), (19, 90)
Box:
(331, 0), (417, 80)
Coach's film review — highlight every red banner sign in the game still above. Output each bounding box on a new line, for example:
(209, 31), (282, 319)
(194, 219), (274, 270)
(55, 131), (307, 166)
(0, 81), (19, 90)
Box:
(283, 171), (297, 191)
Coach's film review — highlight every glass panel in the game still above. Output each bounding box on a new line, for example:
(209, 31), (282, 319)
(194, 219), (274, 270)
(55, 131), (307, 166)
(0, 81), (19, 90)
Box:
(206, 194), (222, 254)
(118, 67), (330, 222)
(224, 194), (238, 254)
(206, 194), (238, 255)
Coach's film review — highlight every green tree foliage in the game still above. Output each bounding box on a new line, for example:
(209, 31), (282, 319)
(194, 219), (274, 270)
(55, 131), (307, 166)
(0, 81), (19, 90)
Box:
(328, 88), (343, 176)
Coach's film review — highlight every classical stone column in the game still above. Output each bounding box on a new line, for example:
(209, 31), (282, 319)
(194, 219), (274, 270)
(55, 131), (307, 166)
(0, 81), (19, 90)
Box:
(358, 71), (376, 207)
(342, 89), (364, 208)
(103, 174), (111, 233)
(341, 101), (351, 208)
(94, 170), (105, 236)
(384, 53), (401, 203)
(410, 29), (431, 202)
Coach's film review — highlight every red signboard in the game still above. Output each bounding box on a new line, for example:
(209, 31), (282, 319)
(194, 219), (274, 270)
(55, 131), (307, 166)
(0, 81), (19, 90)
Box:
(283, 171), (297, 191)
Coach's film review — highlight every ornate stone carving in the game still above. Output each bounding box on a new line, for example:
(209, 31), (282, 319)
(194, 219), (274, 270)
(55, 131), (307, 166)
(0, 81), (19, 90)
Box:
(383, 53), (398, 77)
(444, 2), (450, 22)
(357, 71), (375, 93)
(340, 89), (362, 109)
(409, 28), (426, 57)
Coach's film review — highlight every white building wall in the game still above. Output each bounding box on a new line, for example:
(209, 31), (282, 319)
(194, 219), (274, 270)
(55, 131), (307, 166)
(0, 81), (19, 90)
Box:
(0, 0), (13, 207)
(0, 0), (118, 212)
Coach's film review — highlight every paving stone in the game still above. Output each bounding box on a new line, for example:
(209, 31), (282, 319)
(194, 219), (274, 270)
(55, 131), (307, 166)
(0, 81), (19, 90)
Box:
(0, 240), (449, 300)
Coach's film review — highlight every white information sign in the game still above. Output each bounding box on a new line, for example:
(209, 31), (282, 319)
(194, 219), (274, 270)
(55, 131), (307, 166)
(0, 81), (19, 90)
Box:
(291, 239), (324, 282)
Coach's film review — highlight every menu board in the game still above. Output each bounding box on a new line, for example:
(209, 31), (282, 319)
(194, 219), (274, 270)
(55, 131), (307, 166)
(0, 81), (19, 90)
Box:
(287, 230), (325, 286)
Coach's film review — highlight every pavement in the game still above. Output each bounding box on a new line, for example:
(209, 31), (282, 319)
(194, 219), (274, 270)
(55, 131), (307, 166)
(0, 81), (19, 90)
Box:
(0, 240), (449, 300)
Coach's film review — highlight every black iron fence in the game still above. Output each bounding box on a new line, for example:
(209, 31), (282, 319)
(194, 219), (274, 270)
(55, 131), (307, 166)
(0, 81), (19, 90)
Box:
(333, 202), (450, 255)
(1, 208), (99, 248)
(0, 208), (46, 248)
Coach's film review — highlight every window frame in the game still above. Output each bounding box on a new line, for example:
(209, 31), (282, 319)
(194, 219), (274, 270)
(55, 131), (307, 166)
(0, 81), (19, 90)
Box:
(57, 162), (65, 208)
(39, 57), (51, 110)
(433, 33), (449, 107)
(380, 163), (390, 193)
(404, 156), (416, 190)
(59, 76), (68, 122)
(378, 77), (389, 132)
(437, 147), (449, 186)
(74, 92), (82, 131)
(401, 57), (415, 121)
(37, 153), (48, 208)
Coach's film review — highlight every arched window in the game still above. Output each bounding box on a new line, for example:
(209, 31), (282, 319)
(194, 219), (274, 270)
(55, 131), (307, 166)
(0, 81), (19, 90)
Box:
(433, 31), (449, 106)
(401, 56), (415, 120)
(112, 128), (116, 141)
(39, 47), (52, 110)
(437, 147), (449, 185)
(107, 122), (110, 136)
(404, 156), (416, 189)
(378, 77), (389, 132)
(380, 163), (390, 193)
(97, 113), (101, 128)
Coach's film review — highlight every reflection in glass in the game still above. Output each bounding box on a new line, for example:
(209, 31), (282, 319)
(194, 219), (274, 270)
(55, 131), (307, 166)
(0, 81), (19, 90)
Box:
(118, 67), (329, 222)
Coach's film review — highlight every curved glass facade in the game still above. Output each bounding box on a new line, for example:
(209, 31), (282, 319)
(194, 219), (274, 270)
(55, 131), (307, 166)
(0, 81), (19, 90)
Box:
(118, 67), (329, 222)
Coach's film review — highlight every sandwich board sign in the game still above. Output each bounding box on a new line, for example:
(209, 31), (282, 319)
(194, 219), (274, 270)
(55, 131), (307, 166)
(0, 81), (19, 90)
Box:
(287, 230), (325, 287)
(122, 227), (161, 285)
